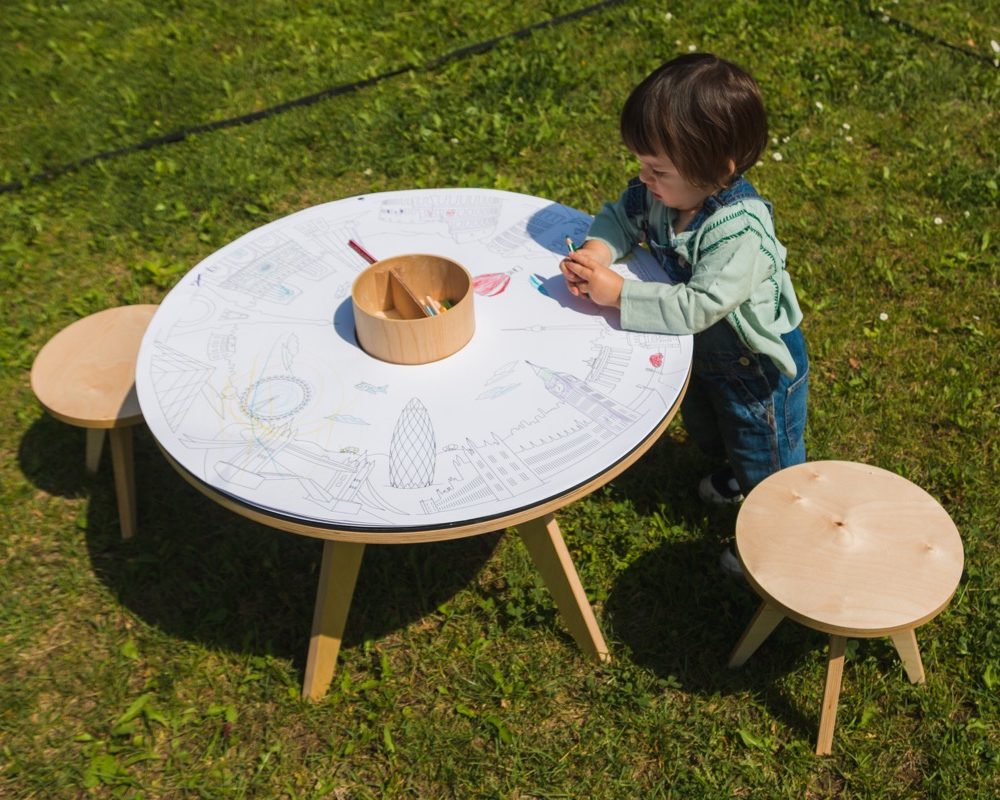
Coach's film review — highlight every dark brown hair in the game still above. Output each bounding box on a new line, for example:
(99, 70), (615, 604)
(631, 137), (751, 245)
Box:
(620, 53), (768, 188)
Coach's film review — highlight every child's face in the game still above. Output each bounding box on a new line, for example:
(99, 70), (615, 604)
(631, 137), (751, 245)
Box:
(634, 152), (718, 212)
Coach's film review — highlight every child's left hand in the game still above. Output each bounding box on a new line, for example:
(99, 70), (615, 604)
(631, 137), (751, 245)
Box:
(560, 251), (624, 308)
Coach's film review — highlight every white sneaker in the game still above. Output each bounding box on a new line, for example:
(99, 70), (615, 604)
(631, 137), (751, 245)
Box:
(719, 547), (744, 579)
(698, 469), (745, 505)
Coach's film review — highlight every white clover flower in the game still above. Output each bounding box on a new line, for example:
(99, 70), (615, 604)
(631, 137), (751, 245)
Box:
(450, 137), (459, 144)
(771, 136), (779, 144)
(991, 40), (999, 53)
(815, 101), (824, 110)
(755, 160), (763, 167)
(842, 123), (851, 130)
(845, 135), (854, 143)
(665, 12), (673, 20)
(688, 44), (697, 52)
(933, 216), (943, 225)
(782, 135), (790, 143)
(363, 168), (373, 176)
(879, 312), (889, 321)
(772, 152), (783, 162)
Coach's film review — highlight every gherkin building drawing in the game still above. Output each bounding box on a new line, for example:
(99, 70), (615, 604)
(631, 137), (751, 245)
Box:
(389, 398), (436, 488)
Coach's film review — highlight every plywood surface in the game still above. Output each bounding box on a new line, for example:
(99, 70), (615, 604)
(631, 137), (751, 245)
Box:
(31, 305), (158, 428)
(736, 461), (964, 635)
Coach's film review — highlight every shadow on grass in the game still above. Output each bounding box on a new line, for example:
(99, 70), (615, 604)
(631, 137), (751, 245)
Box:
(586, 432), (827, 738)
(19, 417), (500, 673)
(18, 413), (94, 499)
(605, 533), (829, 741)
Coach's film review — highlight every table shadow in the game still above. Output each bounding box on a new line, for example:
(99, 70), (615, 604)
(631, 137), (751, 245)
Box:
(19, 419), (500, 670)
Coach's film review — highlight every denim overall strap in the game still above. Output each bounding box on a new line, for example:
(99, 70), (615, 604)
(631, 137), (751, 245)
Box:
(623, 176), (648, 242)
(633, 175), (771, 285)
(687, 176), (771, 231)
(623, 174), (692, 283)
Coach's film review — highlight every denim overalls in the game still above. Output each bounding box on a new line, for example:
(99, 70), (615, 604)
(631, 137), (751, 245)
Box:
(625, 176), (809, 493)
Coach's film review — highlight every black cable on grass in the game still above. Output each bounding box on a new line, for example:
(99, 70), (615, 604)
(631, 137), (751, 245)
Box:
(861, 3), (1000, 68)
(0, 0), (627, 195)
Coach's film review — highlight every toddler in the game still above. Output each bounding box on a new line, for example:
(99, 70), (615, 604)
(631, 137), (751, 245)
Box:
(561, 53), (808, 569)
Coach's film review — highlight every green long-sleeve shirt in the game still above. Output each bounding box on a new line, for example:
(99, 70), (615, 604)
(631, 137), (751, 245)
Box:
(586, 185), (804, 378)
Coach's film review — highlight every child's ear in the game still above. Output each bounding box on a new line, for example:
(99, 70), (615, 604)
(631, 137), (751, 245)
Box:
(720, 158), (737, 186)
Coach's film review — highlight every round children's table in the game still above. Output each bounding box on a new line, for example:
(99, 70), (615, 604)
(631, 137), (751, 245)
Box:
(135, 188), (692, 699)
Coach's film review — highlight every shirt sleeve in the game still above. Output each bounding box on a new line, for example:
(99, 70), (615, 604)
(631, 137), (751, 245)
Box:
(584, 187), (643, 261)
(619, 201), (782, 335)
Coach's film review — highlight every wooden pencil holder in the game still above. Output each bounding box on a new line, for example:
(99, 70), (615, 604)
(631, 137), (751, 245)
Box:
(351, 254), (475, 365)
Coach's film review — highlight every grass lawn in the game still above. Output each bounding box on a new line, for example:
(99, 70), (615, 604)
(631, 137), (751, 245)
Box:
(2, 1), (998, 797)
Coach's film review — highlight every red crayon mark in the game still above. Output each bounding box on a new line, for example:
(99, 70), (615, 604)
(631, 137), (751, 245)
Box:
(649, 353), (664, 368)
(473, 272), (511, 297)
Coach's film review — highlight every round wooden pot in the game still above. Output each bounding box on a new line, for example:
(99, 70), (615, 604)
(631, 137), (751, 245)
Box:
(351, 254), (475, 365)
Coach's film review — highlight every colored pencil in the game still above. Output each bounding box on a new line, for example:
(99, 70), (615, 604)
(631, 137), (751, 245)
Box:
(565, 237), (577, 253)
(348, 239), (377, 264)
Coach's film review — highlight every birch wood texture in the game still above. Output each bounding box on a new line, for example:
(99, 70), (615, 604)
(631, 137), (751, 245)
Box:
(729, 460), (964, 755)
(30, 304), (158, 539)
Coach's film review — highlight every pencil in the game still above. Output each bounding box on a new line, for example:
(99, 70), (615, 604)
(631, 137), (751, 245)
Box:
(348, 239), (377, 264)
(565, 236), (577, 253)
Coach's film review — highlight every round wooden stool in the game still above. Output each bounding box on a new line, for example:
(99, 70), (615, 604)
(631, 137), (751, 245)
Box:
(727, 460), (964, 755)
(30, 305), (158, 540)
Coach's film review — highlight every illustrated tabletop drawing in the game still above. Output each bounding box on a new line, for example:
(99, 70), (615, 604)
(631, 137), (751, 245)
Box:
(136, 188), (692, 698)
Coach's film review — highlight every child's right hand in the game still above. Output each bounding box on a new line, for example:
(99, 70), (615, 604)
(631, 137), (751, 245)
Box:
(560, 245), (622, 308)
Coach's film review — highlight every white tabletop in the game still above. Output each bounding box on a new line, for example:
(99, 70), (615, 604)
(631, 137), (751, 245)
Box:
(136, 188), (691, 534)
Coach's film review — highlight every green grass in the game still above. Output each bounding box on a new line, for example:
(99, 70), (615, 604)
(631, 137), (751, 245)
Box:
(2, 1), (998, 797)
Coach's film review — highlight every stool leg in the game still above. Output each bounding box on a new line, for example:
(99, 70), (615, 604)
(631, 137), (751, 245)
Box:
(85, 428), (106, 473)
(728, 602), (785, 668)
(108, 427), (136, 539)
(816, 634), (847, 756)
(302, 540), (365, 701)
(889, 629), (925, 684)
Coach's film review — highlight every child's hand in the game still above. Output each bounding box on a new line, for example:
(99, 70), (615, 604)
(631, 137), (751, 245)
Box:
(560, 248), (623, 308)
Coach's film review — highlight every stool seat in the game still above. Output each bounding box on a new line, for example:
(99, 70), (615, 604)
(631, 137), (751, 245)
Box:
(737, 460), (964, 636)
(30, 305), (158, 538)
(728, 460), (963, 755)
(31, 305), (157, 429)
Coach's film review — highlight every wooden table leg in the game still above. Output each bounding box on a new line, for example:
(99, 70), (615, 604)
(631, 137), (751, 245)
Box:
(890, 628), (925, 684)
(728, 602), (785, 668)
(515, 514), (609, 662)
(816, 634), (847, 756)
(108, 426), (136, 540)
(302, 540), (365, 701)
